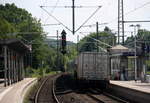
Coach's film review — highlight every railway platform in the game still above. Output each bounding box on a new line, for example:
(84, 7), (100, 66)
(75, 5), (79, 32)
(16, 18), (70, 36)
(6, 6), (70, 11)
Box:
(110, 80), (150, 93)
(0, 78), (36, 103)
(108, 80), (150, 103)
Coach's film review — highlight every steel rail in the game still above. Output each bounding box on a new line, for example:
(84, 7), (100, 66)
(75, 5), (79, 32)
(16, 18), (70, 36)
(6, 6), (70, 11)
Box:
(87, 88), (129, 103)
(103, 92), (129, 103)
(34, 77), (50, 103)
(52, 79), (60, 103)
(86, 93), (105, 103)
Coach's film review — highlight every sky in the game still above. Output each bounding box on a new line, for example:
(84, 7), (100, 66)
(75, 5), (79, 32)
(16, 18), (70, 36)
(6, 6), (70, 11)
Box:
(1, 0), (150, 43)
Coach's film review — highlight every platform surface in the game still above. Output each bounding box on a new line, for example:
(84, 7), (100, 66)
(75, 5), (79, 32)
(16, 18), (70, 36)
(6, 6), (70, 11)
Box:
(110, 80), (150, 94)
(0, 78), (36, 103)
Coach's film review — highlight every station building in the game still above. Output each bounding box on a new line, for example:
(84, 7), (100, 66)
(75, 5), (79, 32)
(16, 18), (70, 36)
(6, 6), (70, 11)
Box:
(109, 45), (146, 81)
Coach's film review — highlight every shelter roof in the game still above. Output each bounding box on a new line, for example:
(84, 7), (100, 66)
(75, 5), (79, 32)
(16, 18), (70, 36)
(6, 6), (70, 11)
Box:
(110, 45), (129, 50)
(0, 39), (31, 53)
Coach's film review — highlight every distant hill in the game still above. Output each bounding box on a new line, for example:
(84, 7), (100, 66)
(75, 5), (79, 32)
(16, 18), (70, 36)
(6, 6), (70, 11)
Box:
(45, 38), (76, 48)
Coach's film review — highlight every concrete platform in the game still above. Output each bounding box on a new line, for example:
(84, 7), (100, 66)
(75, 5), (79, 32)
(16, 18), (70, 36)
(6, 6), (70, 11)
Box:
(108, 80), (150, 103)
(110, 80), (150, 94)
(0, 78), (37, 103)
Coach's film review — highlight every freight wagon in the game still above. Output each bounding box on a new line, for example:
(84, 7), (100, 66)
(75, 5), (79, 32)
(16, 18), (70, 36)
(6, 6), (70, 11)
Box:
(75, 52), (110, 89)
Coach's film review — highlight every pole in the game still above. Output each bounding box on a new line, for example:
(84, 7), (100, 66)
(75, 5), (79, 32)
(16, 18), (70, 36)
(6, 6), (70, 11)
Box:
(4, 46), (7, 87)
(121, 0), (125, 44)
(31, 52), (32, 68)
(57, 30), (59, 70)
(96, 22), (99, 52)
(134, 26), (137, 81)
(118, 0), (120, 44)
(77, 35), (79, 54)
(72, 0), (75, 34)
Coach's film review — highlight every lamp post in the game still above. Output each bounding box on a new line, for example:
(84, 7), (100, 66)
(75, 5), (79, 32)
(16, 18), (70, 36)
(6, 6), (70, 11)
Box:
(130, 24), (140, 81)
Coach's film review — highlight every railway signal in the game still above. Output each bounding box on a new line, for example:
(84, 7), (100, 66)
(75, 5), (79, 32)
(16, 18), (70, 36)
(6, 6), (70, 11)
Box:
(61, 30), (67, 54)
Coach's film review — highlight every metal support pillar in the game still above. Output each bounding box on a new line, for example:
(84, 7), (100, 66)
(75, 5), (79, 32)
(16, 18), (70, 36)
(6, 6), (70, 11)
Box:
(77, 35), (79, 54)
(134, 27), (137, 81)
(7, 49), (11, 85)
(12, 51), (15, 83)
(21, 55), (23, 80)
(13, 52), (16, 83)
(72, 0), (75, 34)
(18, 56), (21, 81)
(16, 54), (17, 82)
(118, 0), (125, 44)
(17, 54), (20, 82)
(14, 52), (17, 83)
(22, 56), (24, 79)
(57, 30), (59, 70)
(11, 51), (13, 83)
(17, 54), (19, 82)
(96, 22), (99, 52)
(4, 46), (7, 87)
(9, 50), (12, 84)
(21, 56), (23, 80)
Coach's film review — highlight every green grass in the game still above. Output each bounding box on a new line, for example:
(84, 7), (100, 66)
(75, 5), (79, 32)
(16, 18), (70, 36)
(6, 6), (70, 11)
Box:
(23, 72), (60, 103)
(23, 82), (38, 103)
(31, 71), (60, 78)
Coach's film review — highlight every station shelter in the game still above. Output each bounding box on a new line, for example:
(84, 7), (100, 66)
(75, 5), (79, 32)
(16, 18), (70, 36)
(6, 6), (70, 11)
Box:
(109, 45), (144, 80)
(0, 39), (31, 86)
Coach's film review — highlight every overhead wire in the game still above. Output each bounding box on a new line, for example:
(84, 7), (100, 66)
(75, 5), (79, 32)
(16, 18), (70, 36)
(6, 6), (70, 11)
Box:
(82, 22), (107, 28)
(41, 4), (102, 34)
(40, 6), (72, 32)
(42, 5), (101, 8)
(75, 6), (102, 33)
(43, 0), (60, 24)
(80, 32), (112, 47)
(50, 0), (60, 14)
(107, 1), (150, 24)
(79, 32), (110, 52)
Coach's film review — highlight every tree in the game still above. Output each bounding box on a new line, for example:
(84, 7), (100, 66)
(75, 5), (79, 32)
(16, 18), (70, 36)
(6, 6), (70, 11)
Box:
(78, 27), (116, 52)
(0, 3), (79, 74)
(0, 3), (46, 71)
(125, 29), (150, 47)
(0, 17), (16, 38)
(0, 3), (44, 41)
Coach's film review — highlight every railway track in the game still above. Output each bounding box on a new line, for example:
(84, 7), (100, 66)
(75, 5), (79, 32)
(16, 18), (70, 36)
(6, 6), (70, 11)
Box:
(34, 74), (129, 103)
(52, 78), (60, 103)
(34, 74), (60, 103)
(54, 74), (129, 103)
(86, 89), (129, 103)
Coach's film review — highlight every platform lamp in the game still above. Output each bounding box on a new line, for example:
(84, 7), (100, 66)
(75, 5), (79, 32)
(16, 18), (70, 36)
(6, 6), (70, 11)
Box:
(129, 24), (140, 81)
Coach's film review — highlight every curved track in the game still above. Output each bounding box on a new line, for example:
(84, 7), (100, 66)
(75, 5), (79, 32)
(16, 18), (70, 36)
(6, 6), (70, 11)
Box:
(34, 74), (60, 103)
(34, 74), (129, 103)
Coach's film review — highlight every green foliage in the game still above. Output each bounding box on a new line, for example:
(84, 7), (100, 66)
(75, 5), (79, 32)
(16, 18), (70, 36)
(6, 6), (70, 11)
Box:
(0, 3), (43, 40)
(0, 3), (62, 76)
(25, 66), (34, 77)
(78, 27), (116, 52)
(137, 29), (150, 41)
(125, 29), (150, 73)
(146, 60), (150, 72)
(125, 29), (150, 47)
(25, 66), (58, 78)
(147, 72), (150, 75)
(67, 45), (77, 60)
(146, 60), (150, 67)
(0, 17), (16, 38)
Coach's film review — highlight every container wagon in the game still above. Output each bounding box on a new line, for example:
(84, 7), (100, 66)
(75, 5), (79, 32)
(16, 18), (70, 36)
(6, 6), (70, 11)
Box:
(75, 52), (110, 89)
